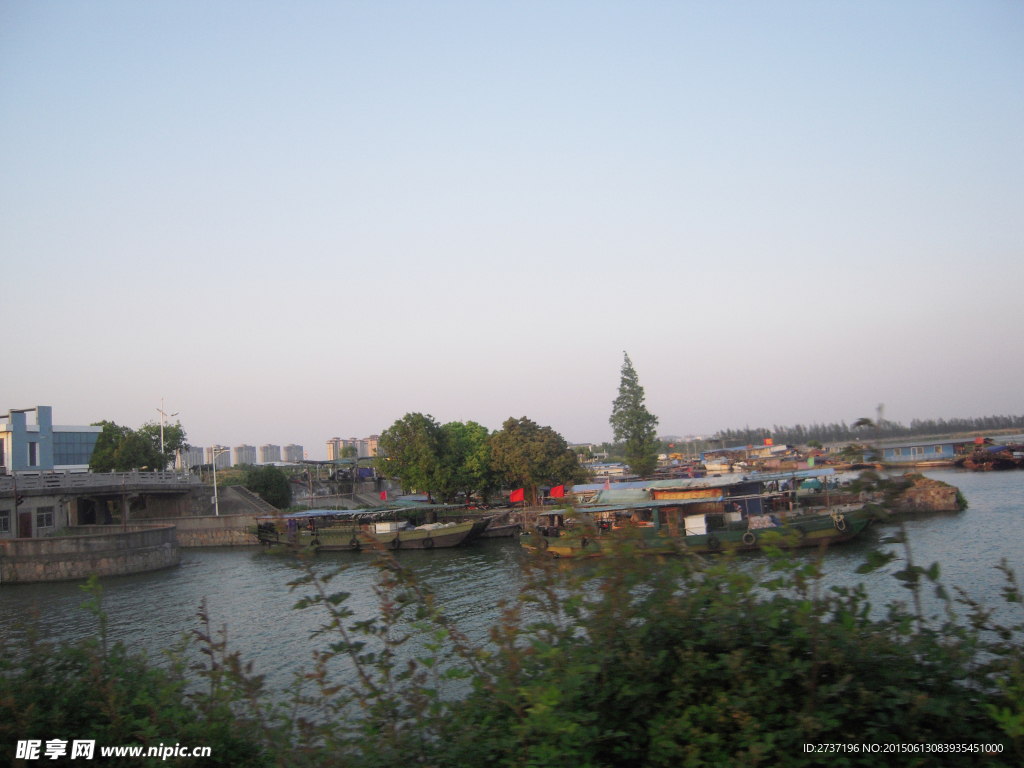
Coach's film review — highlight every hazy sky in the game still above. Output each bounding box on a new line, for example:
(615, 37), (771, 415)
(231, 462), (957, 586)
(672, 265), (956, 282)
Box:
(2, 2), (1022, 456)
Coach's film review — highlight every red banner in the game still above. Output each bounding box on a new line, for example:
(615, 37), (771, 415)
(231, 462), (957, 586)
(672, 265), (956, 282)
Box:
(764, 438), (774, 446)
(550, 485), (564, 498)
(510, 488), (525, 503)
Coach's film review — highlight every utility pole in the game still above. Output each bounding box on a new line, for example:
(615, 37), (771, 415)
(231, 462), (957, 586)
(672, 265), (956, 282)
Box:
(212, 447), (228, 516)
(156, 399), (178, 471)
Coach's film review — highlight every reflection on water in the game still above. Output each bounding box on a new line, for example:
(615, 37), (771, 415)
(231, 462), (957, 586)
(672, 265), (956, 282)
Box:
(1, 469), (1022, 691)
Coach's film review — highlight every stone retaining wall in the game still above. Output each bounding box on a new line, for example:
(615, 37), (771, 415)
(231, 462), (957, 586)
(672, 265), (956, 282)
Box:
(140, 514), (259, 547)
(0, 525), (179, 584)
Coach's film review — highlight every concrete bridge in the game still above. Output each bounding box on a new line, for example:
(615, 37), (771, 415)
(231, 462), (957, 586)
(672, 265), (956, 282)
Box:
(0, 470), (203, 538)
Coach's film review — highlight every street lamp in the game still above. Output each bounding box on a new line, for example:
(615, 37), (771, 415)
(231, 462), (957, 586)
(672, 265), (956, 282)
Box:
(211, 447), (229, 516)
(156, 399), (178, 471)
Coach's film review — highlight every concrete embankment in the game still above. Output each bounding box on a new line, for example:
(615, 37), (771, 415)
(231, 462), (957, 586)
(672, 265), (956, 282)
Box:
(0, 524), (179, 585)
(141, 514), (259, 547)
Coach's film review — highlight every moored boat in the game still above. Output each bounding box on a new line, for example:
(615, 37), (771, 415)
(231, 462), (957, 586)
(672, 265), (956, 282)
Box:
(254, 508), (493, 551)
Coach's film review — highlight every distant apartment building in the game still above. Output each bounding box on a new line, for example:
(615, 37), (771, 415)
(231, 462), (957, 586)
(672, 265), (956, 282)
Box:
(327, 436), (377, 460)
(234, 445), (257, 466)
(176, 446), (205, 469)
(358, 435), (379, 458)
(206, 445), (231, 469)
(259, 444), (282, 464)
(283, 444), (304, 462)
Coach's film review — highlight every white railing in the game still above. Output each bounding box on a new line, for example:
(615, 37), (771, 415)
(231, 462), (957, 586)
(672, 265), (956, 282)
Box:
(0, 470), (201, 494)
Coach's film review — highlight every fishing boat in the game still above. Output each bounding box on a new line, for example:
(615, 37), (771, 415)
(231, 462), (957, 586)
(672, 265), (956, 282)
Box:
(253, 508), (493, 551)
(521, 469), (873, 558)
(521, 507), (869, 558)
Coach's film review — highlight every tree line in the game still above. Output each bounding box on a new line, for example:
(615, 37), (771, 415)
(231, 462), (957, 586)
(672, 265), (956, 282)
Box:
(712, 413), (1024, 448)
(373, 414), (587, 505)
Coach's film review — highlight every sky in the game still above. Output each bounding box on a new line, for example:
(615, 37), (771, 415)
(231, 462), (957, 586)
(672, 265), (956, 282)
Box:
(2, 1), (1022, 456)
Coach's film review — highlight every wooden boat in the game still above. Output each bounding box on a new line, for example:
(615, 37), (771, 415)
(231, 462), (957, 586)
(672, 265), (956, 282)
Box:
(254, 509), (493, 551)
(521, 508), (869, 559)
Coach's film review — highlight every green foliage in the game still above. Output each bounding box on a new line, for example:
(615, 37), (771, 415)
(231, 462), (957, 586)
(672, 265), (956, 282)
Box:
(490, 417), (586, 504)
(0, 577), (270, 767)
(438, 420), (495, 502)
(5, 546), (1023, 767)
(956, 488), (970, 510)
(609, 352), (660, 477)
(341, 445), (359, 458)
(243, 465), (292, 509)
(374, 413), (446, 501)
(89, 420), (188, 472)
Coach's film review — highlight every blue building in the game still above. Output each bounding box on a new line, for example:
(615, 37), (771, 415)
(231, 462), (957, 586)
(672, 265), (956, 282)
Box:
(0, 406), (101, 475)
(880, 439), (972, 464)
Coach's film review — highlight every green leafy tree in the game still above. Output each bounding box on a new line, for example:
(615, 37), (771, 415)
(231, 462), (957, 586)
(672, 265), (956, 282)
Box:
(490, 417), (585, 505)
(341, 445), (358, 459)
(89, 421), (167, 472)
(374, 413), (445, 501)
(243, 465), (292, 509)
(89, 421), (133, 472)
(137, 420), (189, 468)
(609, 352), (660, 477)
(438, 421), (495, 503)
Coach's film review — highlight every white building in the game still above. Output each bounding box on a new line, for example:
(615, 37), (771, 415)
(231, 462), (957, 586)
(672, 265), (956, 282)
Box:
(283, 444), (304, 462)
(206, 445), (231, 469)
(176, 446), (205, 469)
(259, 444), (281, 464)
(234, 445), (257, 466)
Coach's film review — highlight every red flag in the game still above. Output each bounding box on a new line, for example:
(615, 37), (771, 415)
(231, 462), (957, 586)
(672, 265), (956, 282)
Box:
(380, 491), (387, 501)
(603, 477), (611, 490)
(510, 488), (525, 503)
(550, 485), (564, 498)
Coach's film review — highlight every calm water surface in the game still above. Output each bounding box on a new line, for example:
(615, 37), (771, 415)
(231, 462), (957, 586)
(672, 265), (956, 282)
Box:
(2, 469), (1021, 691)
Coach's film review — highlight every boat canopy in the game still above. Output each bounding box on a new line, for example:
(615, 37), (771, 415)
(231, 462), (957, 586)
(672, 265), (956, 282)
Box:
(571, 468), (835, 494)
(557, 497), (725, 514)
(256, 503), (466, 521)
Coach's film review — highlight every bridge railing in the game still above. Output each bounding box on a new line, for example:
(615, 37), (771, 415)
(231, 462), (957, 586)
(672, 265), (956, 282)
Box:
(0, 470), (201, 494)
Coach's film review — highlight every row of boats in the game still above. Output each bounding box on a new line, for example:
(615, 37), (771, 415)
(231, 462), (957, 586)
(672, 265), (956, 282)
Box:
(254, 468), (947, 558)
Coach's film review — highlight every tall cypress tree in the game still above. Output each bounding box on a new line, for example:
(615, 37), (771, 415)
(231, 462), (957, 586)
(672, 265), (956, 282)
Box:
(609, 352), (660, 478)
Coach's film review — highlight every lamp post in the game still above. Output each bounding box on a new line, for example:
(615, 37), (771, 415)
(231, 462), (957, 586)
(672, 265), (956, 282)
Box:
(156, 399), (178, 471)
(211, 447), (228, 516)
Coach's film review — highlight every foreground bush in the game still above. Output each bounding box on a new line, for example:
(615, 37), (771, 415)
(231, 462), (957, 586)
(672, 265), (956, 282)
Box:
(2, 532), (1023, 766)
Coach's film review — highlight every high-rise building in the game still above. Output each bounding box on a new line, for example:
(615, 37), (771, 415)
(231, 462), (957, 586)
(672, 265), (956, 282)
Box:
(206, 445), (231, 469)
(176, 446), (205, 469)
(326, 437), (342, 460)
(283, 444), (304, 462)
(358, 435), (379, 458)
(234, 445), (256, 466)
(327, 436), (376, 460)
(259, 444), (281, 464)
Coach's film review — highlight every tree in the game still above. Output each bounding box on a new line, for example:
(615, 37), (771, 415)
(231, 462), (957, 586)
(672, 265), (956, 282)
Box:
(89, 421), (167, 472)
(609, 353), (660, 477)
(490, 417), (585, 505)
(438, 421), (495, 503)
(374, 413), (445, 501)
(341, 445), (358, 459)
(137, 420), (189, 469)
(244, 465), (292, 509)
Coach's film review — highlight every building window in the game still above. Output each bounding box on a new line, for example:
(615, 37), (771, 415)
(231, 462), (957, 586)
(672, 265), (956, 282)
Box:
(0, 437), (5, 466)
(36, 507), (54, 529)
(893, 448), (902, 457)
(935, 446), (944, 453)
(0, 511), (9, 533)
(28, 441), (38, 466)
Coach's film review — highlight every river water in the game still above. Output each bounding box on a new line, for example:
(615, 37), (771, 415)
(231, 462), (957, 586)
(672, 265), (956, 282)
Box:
(2, 469), (1022, 692)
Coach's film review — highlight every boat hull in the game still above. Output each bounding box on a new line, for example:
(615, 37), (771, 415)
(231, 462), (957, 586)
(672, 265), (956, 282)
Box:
(256, 518), (492, 551)
(521, 516), (870, 558)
